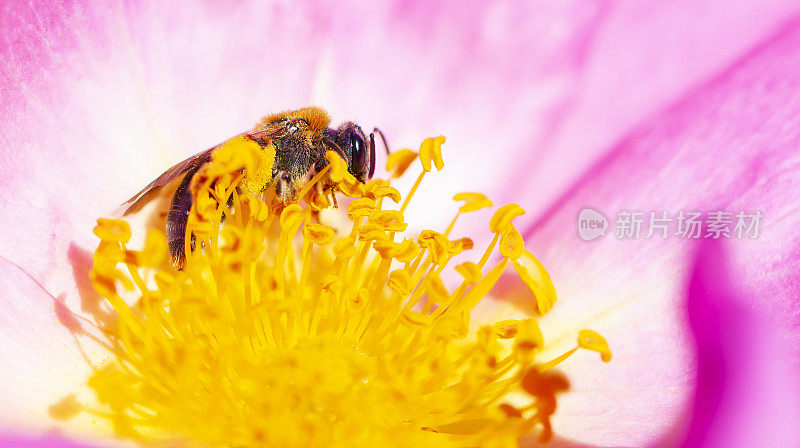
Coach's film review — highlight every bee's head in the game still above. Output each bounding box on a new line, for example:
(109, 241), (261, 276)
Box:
(329, 122), (374, 184)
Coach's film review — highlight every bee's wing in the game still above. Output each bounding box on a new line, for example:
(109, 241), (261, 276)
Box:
(121, 147), (216, 215)
(121, 122), (289, 216)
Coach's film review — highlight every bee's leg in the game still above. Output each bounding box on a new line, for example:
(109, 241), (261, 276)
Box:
(330, 190), (339, 209)
(274, 171), (298, 204)
(219, 191), (234, 225)
(324, 182), (339, 209)
(166, 167), (200, 269)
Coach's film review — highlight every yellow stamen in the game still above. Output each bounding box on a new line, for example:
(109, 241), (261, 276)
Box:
(63, 136), (611, 448)
(400, 170), (425, 214)
(453, 192), (493, 214)
(385, 148), (418, 178)
(489, 203), (526, 234)
(418, 136), (445, 172)
(512, 249), (558, 316)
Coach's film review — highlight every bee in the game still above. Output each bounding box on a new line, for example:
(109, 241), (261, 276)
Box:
(122, 107), (386, 268)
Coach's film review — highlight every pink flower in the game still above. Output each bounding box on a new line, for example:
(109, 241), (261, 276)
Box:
(2, 0), (800, 446)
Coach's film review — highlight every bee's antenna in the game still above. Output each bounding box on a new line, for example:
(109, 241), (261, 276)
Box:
(371, 127), (390, 155)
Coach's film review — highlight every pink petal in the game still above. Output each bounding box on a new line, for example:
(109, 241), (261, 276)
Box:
(679, 241), (800, 447)
(0, 257), (105, 439)
(507, 0), (800, 218)
(0, 432), (106, 448)
(515, 17), (800, 447)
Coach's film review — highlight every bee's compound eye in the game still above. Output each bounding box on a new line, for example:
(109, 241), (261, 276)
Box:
(350, 133), (367, 176)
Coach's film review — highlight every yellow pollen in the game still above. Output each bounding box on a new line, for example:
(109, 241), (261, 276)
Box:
(56, 136), (611, 447)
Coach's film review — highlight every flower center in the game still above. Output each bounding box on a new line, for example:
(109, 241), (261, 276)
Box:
(54, 136), (611, 447)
